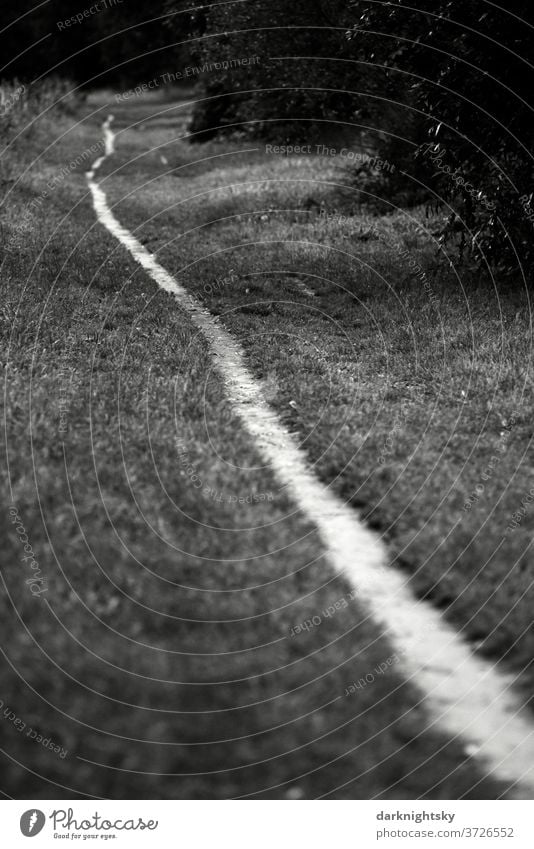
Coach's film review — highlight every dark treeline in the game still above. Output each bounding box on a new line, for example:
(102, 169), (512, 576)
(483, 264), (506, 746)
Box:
(3, 0), (534, 276)
(164, 0), (534, 277)
(0, 0), (182, 86)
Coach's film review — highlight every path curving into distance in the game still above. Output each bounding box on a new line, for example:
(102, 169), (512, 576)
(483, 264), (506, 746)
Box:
(86, 114), (534, 799)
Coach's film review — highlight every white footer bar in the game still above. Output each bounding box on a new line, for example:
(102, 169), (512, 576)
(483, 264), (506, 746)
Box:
(2, 800), (533, 848)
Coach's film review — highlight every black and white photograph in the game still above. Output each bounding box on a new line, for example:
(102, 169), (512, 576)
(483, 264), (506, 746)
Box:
(1, 1), (534, 843)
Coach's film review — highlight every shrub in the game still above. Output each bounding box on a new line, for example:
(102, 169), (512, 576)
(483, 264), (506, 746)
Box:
(349, 0), (534, 277)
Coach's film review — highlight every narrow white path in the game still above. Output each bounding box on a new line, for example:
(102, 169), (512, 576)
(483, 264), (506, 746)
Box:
(87, 116), (534, 799)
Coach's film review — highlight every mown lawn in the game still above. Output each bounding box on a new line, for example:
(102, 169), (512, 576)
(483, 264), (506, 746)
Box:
(106, 93), (534, 687)
(0, 89), (523, 800)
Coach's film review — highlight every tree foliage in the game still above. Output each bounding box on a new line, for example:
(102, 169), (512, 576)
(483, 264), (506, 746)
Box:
(164, 0), (357, 141)
(4, 0), (534, 275)
(350, 1), (534, 275)
(165, 0), (534, 275)
(0, 0), (177, 86)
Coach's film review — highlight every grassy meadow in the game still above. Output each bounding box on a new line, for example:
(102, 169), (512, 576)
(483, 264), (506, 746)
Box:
(0, 87), (532, 800)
